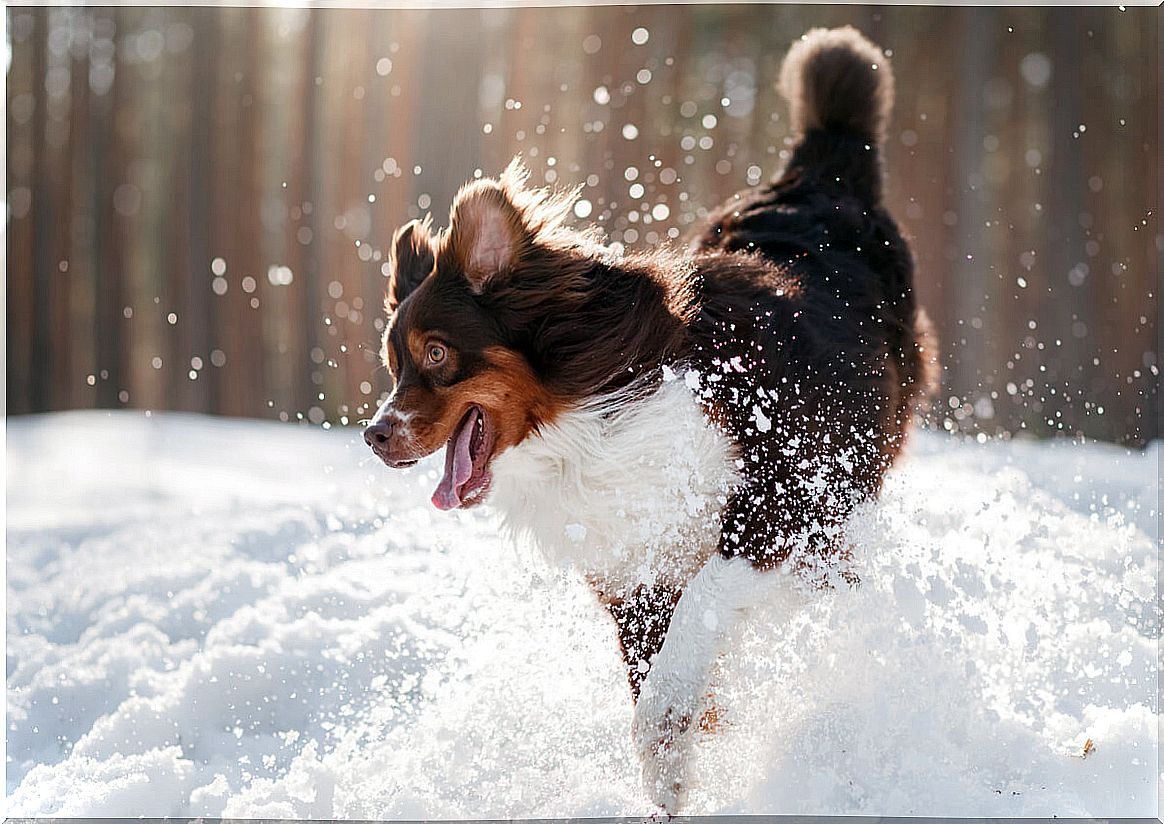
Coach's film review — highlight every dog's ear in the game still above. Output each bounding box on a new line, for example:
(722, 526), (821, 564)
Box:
(386, 217), (436, 313)
(444, 179), (528, 293)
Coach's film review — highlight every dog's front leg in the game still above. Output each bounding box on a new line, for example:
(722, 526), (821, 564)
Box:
(632, 552), (762, 812)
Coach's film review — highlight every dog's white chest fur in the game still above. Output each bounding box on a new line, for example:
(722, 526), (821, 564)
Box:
(488, 378), (739, 595)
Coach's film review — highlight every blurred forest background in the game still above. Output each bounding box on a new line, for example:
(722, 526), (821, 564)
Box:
(6, 5), (1159, 445)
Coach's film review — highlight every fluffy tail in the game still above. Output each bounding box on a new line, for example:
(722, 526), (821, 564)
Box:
(780, 28), (934, 411)
(779, 26), (894, 145)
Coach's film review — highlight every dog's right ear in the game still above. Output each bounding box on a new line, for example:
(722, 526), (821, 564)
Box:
(386, 216), (436, 313)
(444, 179), (528, 294)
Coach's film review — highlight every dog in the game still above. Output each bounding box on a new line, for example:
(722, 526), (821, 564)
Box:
(364, 26), (933, 812)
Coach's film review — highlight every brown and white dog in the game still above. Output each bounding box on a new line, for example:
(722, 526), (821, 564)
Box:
(364, 27), (933, 812)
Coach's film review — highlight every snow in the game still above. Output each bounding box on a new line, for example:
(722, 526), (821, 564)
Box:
(6, 410), (1159, 817)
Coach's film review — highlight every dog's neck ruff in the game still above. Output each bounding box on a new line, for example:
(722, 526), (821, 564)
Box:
(487, 376), (740, 596)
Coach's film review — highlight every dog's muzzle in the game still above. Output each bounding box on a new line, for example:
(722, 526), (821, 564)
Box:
(364, 420), (418, 468)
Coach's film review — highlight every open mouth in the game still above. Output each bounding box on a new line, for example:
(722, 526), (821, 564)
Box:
(431, 405), (496, 511)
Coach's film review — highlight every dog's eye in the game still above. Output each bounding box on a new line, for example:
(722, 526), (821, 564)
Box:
(426, 343), (446, 365)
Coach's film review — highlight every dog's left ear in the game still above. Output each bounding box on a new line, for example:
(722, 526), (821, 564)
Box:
(386, 216), (436, 313)
(445, 180), (528, 293)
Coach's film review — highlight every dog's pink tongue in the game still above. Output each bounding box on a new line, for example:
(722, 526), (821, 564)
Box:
(432, 409), (477, 510)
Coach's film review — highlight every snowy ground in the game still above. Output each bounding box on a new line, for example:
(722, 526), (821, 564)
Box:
(5, 410), (1159, 817)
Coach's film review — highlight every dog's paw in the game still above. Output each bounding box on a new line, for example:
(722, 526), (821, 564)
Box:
(633, 684), (697, 813)
(639, 739), (686, 814)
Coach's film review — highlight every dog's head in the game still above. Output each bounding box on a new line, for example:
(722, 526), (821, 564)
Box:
(365, 160), (588, 510)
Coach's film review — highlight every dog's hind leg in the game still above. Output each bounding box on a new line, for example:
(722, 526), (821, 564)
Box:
(596, 581), (684, 701)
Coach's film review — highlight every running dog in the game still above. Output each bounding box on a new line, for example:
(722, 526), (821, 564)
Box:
(365, 26), (933, 812)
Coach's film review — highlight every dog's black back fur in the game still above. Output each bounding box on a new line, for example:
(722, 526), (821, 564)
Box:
(688, 27), (934, 570)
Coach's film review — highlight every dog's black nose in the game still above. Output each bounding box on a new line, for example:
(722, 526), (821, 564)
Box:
(364, 420), (392, 449)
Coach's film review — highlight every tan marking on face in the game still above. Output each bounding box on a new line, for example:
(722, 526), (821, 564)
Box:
(406, 327), (459, 374)
(406, 328), (427, 365)
(383, 345), (565, 463)
(450, 346), (564, 452)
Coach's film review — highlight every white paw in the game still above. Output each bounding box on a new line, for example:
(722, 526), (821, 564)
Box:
(633, 680), (697, 813)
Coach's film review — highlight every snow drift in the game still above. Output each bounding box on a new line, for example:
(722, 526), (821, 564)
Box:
(5, 411), (1159, 816)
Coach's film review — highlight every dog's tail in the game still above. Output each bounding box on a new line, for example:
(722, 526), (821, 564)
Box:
(781, 27), (936, 409)
(779, 26), (893, 200)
